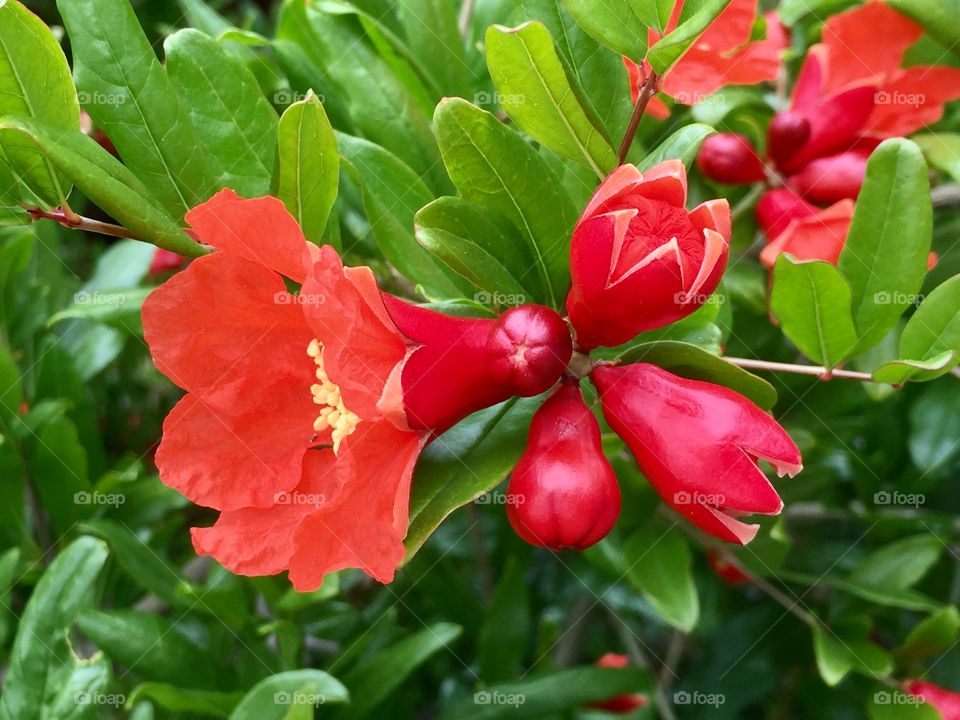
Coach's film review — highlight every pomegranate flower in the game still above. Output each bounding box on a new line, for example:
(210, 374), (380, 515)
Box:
(625, 0), (787, 116)
(906, 680), (960, 719)
(566, 161), (730, 349)
(143, 189), (571, 589)
(756, 188), (855, 269)
(506, 382), (620, 551)
(593, 363), (801, 544)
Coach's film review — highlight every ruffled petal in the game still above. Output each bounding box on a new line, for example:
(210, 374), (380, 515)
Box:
(760, 200), (854, 268)
(287, 421), (426, 589)
(186, 188), (318, 283)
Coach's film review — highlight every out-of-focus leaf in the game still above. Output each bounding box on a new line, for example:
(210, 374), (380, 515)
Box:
(405, 397), (539, 560)
(624, 526), (699, 631)
(57, 0), (213, 219)
(909, 381), (960, 473)
(771, 256), (859, 368)
(230, 671), (348, 720)
(0, 0), (79, 206)
(887, 0), (960, 59)
(486, 22), (617, 175)
(839, 139), (932, 354)
(0, 547), (19, 647)
(165, 29), (278, 198)
(868, 690), (943, 720)
(914, 133), (960, 183)
(0, 537), (110, 720)
(397, 0), (471, 96)
(895, 606), (960, 668)
(125, 684), (241, 717)
(558, 0), (648, 59)
(28, 415), (92, 537)
(277, 93), (339, 246)
(476, 558), (531, 682)
(813, 622), (893, 687)
(48, 287), (150, 331)
(638, 123), (716, 170)
(337, 623), (462, 720)
(849, 535), (943, 590)
(434, 98), (577, 308)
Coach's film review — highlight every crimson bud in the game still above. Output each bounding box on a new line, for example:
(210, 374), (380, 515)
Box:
(697, 133), (767, 185)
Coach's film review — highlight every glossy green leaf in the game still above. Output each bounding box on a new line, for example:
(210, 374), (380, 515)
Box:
(0, 0), (79, 207)
(439, 666), (652, 720)
(405, 397), (539, 560)
(624, 526), (699, 631)
(278, 93), (339, 245)
(0, 117), (203, 257)
(434, 98), (577, 307)
(125, 683), (241, 717)
(618, 340), (777, 409)
(337, 133), (470, 298)
(839, 139), (933, 354)
(895, 606), (960, 668)
(872, 351), (957, 385)
(0, 537), (110, 720)
(851, 535), (943, 590)
(771, 256), (859, 368)
(231, 671), (348, 719)
(813, 624), (893, 687)
(338, 623), (462, 720)
(415, 197), (542, 301)
(28, 416), (92, 537)
(913, 133), (960, 183)
(558, 0), (648, 59)
(57, 0), (213, 218)
(397, 0), (471, 96)
(648, 0), (734, 74)
(909, 380), (960, 473)
(486, 22), (617, 176)
(165, 29), (278, 198)
(638, 123), (716, 170)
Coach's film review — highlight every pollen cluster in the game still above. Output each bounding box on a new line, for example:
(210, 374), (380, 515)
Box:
(307, 339), (360, 453)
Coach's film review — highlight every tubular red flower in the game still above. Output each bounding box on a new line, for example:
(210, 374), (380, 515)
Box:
(756, 188), (818, 241)
(587, 654), (649, 714)
(697, 133), (767, 185)
(767, 111), (811, 168)
(148, 248), (188, 276)
(143, 189), (570, 589)
(506, 383), (620, 551)
(759, 198), (854, 269)
(593, 363), (801, 544)
(566, 162), (730, 350)
(786, 150), (869, 204)
(905, 681), (960, 719)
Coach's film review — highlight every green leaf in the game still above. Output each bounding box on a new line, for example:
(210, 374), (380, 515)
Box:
(337, 133), (469, 297)
(28, 416), (92, 537)
(638, 123), (716, 170)
(165, 29), (278, 198)
(48, 287), (151, 331)
(476, 558), (531, 682)
(0, 117), (203, 257)
(850, 535), (943, 590)
(771, 256), (860, 368)
(913, 133), (960, 183)
(909, 381), (960, 473)
(405, 397), (539, 561)
(871, 352), (956, 385)
(895, 606), (960, 668)
(439, 666), (651, 720)
(338, 623), (462, 720)
(618, 340), (777, 409)
(125, 683), (241, 718)
(486, 22), (617, 176)
(813, 623), (893, 687)
(56, 0), (213, 218)
(648, 0), (734, 74)
(624, 526), (699, 631)
(434, 98), (577, 307)
(76, 609), (220, 688)
(396, 0), (471, 97)
(838, 139), (933, 354)
(0, 0), (79, 206)
(277, 93), (339, 246)
(414, 197), (542, 301)
(868, 689), (943, 720)
(558, 0), (648, 59)
(874, 275), (960, 383)
(887, 0), (960, 60)
(231, 671), (348, 720)
(0, 547), (20, 648)
(0, 537), (110, 720)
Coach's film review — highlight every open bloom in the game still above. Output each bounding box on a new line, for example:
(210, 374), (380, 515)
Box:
(143, 189), (571, 589)
(756, 188), (855, 268)
(625, 0), (787, 117)
(593, 363), (801, 544)
(566, 161), (730, 349)
(506, 382), (620, 551)
(906, 680), (960, 719)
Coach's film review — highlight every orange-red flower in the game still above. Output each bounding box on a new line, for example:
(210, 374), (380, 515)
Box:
(143, 190), (571, 589)
(756, 189), (855, 269)
(625, 0), (787, 117)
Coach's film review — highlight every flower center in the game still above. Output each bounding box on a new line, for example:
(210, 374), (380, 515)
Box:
(307, 339), (360, 453)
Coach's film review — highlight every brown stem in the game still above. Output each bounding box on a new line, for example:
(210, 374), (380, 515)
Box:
(26, 206), (140, 241)
(618, 70), (659, 165)
(723, 356), (875, 382)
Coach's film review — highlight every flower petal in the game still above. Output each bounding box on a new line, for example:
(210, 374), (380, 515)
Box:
(759, 199), (854, 268)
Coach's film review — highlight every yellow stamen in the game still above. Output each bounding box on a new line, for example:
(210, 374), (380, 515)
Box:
(307, 339), (360, 453)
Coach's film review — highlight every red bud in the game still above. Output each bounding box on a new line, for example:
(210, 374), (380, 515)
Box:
(697, 133), (766, 184)
(506, 383), (620, 550)
(486, 305), (573, 397)
(588, 654), (649, 714)
(768, 111), (811, 168)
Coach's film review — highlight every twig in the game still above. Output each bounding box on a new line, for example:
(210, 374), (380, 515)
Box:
(618, 70), (659, 165)
(25, 206), (140, 240)
(457, 0), (476, 38)
(932, 184), (960, 209)
(730, 184), (765, 223)
(723, 356), (875, 382)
